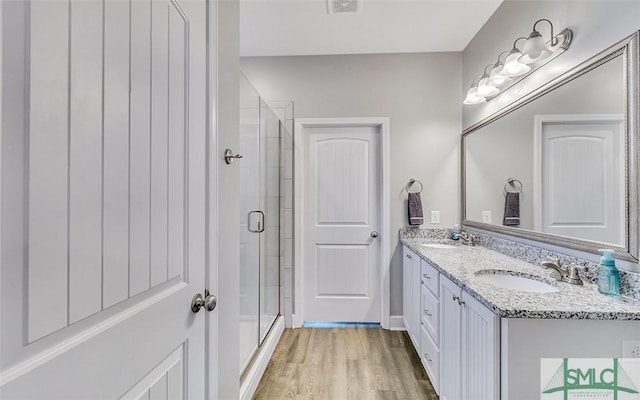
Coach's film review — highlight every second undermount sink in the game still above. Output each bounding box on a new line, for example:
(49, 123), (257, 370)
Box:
(421, 243), (458, 249)
(475, 270), (559, 293)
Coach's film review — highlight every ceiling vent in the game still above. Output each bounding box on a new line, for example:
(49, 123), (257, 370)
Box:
(327, 0), (360, 14)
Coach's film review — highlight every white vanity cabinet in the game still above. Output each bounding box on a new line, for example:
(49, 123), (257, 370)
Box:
(403, 245), (441, 393)
(402, 246), (421, 349)
(419, 260), (440, 393)
(440, 275), (500, 400)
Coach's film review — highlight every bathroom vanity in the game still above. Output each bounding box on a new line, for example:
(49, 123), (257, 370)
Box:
(401, 236), (640, 400)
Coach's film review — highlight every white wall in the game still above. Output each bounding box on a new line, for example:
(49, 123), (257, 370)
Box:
(462, 0), (640, 129)
(241, 53), (462, 315)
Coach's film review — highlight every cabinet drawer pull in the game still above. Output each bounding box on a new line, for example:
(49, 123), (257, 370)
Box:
(406, 254), (412, 259)
(423, 274), (431, 279)
(424, 353), (432, 362)
(424, 310), (432, 317)
(459, 300), (466, 307)
(453, 295), (459, 302)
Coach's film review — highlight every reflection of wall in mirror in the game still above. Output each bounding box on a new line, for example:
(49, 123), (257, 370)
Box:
(465, 54), (624, 245)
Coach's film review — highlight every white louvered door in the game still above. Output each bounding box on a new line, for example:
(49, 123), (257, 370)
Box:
(1, 0), (210, 398)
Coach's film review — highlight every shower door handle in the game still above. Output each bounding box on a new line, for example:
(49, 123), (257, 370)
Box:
(257, 211), (265, 233)
(248, 210), (265, 233)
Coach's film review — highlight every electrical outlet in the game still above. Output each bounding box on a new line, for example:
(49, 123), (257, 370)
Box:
(622, 340), (640, 358)
(482, 210), (492, 223)
(430, 211), (440, 224)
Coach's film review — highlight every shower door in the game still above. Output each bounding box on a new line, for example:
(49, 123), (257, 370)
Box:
(239, 75), (280, 373)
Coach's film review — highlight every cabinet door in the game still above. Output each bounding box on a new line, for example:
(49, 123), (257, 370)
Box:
(402, 247), (413, 333)
(461, 292), (500, 400)
(439, 277), (462, 400)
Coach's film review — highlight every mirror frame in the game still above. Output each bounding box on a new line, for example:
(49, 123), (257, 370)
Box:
(461, 31), (639, 262)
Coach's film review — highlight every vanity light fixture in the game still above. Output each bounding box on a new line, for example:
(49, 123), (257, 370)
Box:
(501, 37), (531, 77)
(519, 19), (556, 64)
(462, 74), (486, 105)
(477, 65), (500, 97)
(487, 51), (513, 87)
(463, 18), (572, 105)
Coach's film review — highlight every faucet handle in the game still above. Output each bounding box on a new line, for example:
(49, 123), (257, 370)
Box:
(544, 256), (561, 265)
(565, 263), (586, 285)
(566, 263), (586, 277)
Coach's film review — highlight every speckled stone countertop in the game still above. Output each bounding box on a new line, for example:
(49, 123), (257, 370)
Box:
(401, 238), (640, 320)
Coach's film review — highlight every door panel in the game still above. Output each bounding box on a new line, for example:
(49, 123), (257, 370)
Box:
(27, 0), (70, 343)
(315, 139), (370, 225)
(68, 0), (103, 324)
(129, 0), (153, 297)
(120, 345), (184, 400)
(536, 116), (624, 244)
(316, 245), (369, 296)
(303, 126), (380, 322)
(461, 292), (499, 400)
(1, 0), (208, 398)
(103, 0), (132, 309)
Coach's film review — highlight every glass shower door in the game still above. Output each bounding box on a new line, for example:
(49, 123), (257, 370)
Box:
(239, 76), (260, 372)
(259, 99), (280, 344)
(239, 75), (281, 374)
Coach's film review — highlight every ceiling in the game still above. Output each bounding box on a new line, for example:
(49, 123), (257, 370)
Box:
(240, 0), (503, 57)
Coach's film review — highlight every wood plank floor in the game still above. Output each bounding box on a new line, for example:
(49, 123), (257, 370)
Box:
(252, 327), (438, 399)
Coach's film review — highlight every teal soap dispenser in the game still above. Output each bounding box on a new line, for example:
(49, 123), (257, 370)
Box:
(597, 249), (620, 296)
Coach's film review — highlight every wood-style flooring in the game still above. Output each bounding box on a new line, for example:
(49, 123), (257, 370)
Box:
(252, 327), (438, 399)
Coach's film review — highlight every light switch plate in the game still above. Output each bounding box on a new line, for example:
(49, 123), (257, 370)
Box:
(482, 210), (492, 223)
(622, 340), (640, 357)
(430, 211), (440, 224)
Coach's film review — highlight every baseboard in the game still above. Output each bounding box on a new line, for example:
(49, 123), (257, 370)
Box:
(239, 316), (285, 400)
(292, 313), (303, 328)
(388, 315), (406, 331)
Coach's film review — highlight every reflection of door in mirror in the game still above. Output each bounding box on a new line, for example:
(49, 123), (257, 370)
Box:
(533, 115), (624, 245)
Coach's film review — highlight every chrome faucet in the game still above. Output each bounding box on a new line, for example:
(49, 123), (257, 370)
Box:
(541, 257), (585, 285)
(455, 231), (476, 246)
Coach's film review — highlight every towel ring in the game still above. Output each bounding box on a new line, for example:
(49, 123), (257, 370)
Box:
(406, 178), (423, 194)
(503, 178), (523, 196)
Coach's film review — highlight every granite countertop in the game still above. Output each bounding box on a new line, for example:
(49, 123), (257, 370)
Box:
(400, 238), (640, 320)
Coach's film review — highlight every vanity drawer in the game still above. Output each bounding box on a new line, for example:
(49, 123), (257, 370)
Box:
(421, 285), (439, 344)
(421, 260), (439, 297)
(421, 324), (440, 394)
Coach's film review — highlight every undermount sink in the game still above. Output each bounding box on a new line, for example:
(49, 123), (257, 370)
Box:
(475, 270), (559, 293)
(421, 243), (458, 249)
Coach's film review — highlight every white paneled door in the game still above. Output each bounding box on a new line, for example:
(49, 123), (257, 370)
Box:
(302, 125), (381, 322)
(1, 0), (210, 398)
(534, 115), (624, 244)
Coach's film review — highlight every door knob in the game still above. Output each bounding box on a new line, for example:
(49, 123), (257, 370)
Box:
(370, 231), (379, 238)
(191, 291), (217, 313)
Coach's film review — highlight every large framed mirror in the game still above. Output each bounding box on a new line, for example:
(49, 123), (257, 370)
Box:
(462, 32), (639, 262)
